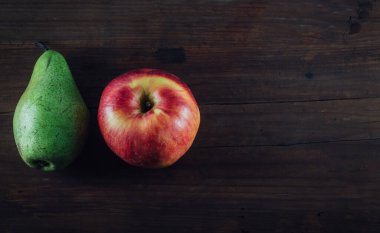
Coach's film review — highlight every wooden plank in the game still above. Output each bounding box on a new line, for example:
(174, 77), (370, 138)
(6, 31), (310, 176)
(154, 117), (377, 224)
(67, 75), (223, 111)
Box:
(2, 141), (380, 232)
(196, 98), (380, 147)
(3, 98), (380, 149)
(2, 44), (380, 111)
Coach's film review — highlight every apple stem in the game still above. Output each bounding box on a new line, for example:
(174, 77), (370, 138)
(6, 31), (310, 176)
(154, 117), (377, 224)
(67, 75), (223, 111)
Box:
(35, 41), (49, 51)
(145, 101), (152, 109)
(141, 100), (153, 113)
(140, 92), (154, 113)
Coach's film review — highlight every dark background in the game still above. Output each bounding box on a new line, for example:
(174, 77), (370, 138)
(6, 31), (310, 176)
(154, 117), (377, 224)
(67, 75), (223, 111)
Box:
(1, 0), (380, 232)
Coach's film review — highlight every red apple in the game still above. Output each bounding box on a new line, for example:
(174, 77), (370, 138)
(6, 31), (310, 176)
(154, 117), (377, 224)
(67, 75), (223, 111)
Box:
(98, 69), (200, 168)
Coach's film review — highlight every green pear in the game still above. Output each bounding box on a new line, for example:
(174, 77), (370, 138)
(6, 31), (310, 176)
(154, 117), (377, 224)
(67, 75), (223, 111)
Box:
(13, 45), (89, 171)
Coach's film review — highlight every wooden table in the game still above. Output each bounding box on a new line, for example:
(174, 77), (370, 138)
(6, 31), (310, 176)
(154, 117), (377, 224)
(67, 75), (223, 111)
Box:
(1, 0), (380, 232)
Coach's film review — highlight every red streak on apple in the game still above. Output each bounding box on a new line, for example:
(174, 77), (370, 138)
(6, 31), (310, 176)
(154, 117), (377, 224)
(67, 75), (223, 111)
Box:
(98, 69), (200, 168)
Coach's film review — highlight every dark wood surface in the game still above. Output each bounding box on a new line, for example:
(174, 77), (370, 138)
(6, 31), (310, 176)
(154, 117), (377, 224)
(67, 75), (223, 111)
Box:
(1, 0), (380, 232)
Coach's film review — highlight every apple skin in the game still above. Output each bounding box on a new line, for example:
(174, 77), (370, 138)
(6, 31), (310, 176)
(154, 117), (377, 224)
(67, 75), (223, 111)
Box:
(98, 69), (200, 168)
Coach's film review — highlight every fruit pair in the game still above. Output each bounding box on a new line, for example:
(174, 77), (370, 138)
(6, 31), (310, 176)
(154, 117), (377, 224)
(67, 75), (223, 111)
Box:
(13, 46), (200, 172)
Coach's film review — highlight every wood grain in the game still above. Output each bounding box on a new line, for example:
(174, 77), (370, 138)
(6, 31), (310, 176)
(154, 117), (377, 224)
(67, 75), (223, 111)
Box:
(1, 0), (380, 232)
(1, 0), (380, 112)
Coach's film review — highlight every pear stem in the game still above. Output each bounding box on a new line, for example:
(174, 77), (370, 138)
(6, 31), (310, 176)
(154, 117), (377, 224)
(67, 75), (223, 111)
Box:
(35, 41), (49, 51)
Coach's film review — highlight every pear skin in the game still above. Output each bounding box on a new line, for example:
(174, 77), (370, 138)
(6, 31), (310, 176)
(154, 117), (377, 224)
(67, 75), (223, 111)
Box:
(13, 48), (89, 171)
